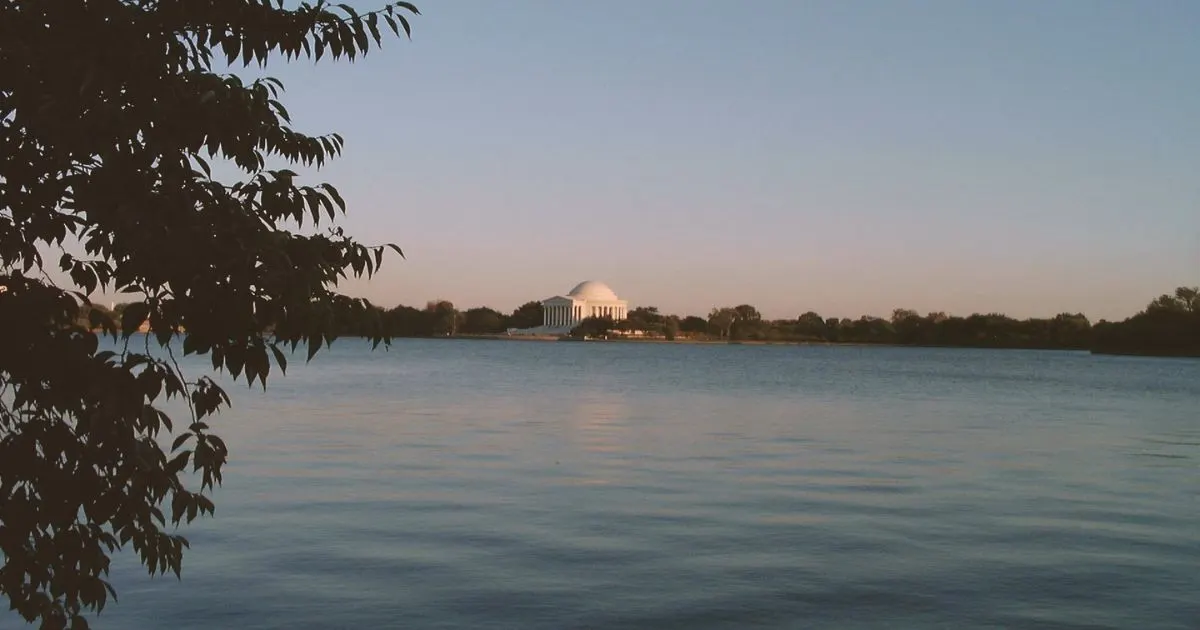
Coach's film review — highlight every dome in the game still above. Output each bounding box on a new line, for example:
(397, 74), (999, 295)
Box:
(567, 280), (619, 302)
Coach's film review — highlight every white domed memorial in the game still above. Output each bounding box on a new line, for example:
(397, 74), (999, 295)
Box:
(541, 281), (628, 331)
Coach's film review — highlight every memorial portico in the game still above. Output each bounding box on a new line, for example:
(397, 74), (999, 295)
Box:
(541, 281), (628, 330)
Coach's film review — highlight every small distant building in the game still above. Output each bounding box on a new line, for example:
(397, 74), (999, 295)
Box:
(541, 281), (628, 330)
(507, 280), (629, 335)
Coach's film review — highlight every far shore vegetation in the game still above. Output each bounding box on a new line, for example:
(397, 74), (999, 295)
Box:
(91, 285), (1200, 358)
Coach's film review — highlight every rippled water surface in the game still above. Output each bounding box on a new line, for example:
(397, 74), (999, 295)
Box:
(93, 340), (1198, 629)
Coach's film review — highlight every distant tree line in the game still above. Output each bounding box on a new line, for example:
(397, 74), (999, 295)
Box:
(82, 299), (544, 338)
(1091, 287), (1199, 357)
(86, 286), (1199, 357)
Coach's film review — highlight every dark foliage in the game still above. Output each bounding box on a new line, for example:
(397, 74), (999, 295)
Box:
(775, 311), (1097, 349)
(569, 316), (615, 339)
(506, 301), (543, 330)
(425, 300), (458, 336)
(1, 1), (418, 627)
(460, 307), (507, 335)
(1093, 287), (1200, 357)
(678, 315), (708, 334)
(699, 289), (1196, 355)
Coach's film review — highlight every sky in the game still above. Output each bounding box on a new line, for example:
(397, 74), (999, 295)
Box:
(174, 1), (1200, 320)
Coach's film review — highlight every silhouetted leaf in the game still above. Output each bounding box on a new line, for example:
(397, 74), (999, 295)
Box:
(269, 343), (288, 375)
(120, 303), (150, 335)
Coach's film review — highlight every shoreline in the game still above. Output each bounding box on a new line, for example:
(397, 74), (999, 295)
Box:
(445, 334), (1091, 352)
(441, 335), (1199, 358)
(449, 333), (884, 347)
(1089, 348), (1200, 359)
(95, 331), (1199, 359)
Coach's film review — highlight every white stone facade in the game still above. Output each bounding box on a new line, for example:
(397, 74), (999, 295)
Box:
(541, 281), (628, 330)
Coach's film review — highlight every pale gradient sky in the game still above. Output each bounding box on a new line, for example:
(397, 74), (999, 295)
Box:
(157, 1), (1200, 320)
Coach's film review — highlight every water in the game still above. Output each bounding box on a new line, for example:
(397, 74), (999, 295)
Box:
(83, 340), (1198, 629)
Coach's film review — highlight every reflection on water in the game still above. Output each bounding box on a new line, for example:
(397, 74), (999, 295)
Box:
(571, 390), (629, 449)
(92, 340), (1199, 629)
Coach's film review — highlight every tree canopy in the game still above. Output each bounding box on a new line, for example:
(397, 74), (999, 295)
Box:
(1092, 287), (1200, 357)
(507, 300), (543, 330)
(0, 1), (418, 627)
(569, 315), (615, 339)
